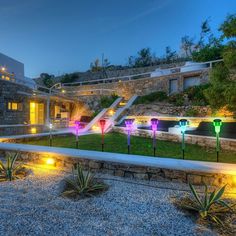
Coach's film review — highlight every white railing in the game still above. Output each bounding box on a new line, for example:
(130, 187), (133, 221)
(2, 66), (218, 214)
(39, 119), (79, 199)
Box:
(62, 59), (223, 87)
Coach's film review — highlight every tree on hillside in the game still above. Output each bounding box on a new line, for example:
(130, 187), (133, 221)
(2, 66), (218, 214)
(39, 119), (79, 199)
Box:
(40, 73), (54, 88)
(192, 19), (223, 62)
(204, 14), (236, 114)
(180, 36), (195, 58)
(134, 48), (153, 67)
(165, 46), (177, 63)
(219, 14), (236, 38)
(90, 58), (102, 72)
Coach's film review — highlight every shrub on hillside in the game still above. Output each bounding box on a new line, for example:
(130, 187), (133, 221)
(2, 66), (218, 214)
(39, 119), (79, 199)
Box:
(135, 91), (168, 104)
(100, 94), (118, 108)
(185, 107), (199, 117)
(184, 84), (210, 106)
(168, 93), (185, 106)
(61, 73), (79, 83)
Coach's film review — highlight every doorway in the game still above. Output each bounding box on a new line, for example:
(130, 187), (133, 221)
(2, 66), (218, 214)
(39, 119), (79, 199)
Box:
(30, 102), (44, 124)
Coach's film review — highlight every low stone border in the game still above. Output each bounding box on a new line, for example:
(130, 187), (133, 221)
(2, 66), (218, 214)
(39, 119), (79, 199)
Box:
(0, 148), (235, 188)
(113, 126), (236, 151)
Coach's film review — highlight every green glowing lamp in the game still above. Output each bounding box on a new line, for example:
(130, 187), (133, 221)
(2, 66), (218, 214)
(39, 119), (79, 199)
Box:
(213, 119), (222, 162)
(213, 119), (222, 134)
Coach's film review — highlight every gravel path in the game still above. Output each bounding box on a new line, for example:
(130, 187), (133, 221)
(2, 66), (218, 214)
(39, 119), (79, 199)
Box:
(0, 167), (216, 236)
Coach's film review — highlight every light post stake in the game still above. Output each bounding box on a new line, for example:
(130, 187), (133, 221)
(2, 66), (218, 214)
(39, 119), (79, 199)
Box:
(179, 119), (188, 159)
(99, 119), (106, 152)
(213, 119), (222, 162)
(125, 119), (134, 154)
(75, 120), (80, 149)
(151, 118), (158, 157)
(49, 123), (53, 147)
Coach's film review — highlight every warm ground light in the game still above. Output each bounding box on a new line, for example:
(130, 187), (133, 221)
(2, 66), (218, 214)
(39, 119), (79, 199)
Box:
(23, 132), (236, 163)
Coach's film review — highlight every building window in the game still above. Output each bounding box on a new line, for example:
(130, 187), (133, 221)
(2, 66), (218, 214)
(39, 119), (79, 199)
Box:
(7, 102), (23, 111)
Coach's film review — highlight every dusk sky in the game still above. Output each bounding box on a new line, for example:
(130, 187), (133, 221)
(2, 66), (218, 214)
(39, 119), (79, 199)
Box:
(1, 0), (235, 78)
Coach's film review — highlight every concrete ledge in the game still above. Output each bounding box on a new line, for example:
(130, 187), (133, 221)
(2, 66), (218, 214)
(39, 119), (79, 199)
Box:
(0, 142), (236, 187)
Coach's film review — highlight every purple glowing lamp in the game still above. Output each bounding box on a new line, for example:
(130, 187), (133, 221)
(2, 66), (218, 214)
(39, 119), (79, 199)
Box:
(75, 120), (81, 149)
(99, 119), (106, 151)
(151, 118), (159, 156)
(125, 119), (135, 154)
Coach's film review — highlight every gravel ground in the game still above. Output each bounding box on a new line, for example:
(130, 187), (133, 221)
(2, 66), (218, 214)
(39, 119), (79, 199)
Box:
(0, 167), (216, 236)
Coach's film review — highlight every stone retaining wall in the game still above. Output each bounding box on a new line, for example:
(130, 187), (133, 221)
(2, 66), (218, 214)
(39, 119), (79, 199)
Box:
(0, 149), (235, 188)
(113, 126), (236, 151)
(0, 125), (47, 136)
(65, 70), (209, 99)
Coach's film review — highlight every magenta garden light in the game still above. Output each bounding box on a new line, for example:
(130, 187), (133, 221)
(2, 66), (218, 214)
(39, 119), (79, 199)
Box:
(125, 119), (135, 154)
(151, 118), (158, 156)
(99, 119), (106, 152)
(179, 119), (188, 159)
(213, 119), (222, 162)
(75, 120), (81, 149)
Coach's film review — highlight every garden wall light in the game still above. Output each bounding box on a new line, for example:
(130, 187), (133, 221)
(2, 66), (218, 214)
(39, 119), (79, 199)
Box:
(99, 119), (106, 152)
(179, 119), (188, 159)
(46, 158), (55, 166)
(213, 119), (222, 162)
(151, 118), (158, 156)
(125, 119), (135, 154)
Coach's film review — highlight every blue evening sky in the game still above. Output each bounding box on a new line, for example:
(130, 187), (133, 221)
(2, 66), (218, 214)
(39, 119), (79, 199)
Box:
(0, 0), (235, 78)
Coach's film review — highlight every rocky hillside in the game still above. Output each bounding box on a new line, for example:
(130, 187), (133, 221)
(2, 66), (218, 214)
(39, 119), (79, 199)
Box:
(128, 102), (212, 117)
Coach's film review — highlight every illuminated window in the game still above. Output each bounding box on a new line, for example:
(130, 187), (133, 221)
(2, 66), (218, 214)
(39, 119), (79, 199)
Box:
(7, 102), (23, 111)
(1, 75), (5, 79)
(5, 76), (10, 81)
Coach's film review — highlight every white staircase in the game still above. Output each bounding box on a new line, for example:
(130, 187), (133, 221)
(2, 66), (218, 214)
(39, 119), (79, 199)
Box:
(82, 95), (138, 134)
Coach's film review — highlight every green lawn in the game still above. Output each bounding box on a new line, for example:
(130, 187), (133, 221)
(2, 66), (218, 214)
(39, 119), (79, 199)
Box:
(22, 132), (236, 164)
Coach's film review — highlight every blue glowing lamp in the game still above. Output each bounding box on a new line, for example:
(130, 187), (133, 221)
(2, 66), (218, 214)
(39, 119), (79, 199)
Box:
(179, 119), (188, 133)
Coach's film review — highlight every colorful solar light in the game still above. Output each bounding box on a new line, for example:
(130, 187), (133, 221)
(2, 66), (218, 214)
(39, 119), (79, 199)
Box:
(99, 119), (106, 152)
(179, 119), (188, 159)
(125, 119), (135, 154)
(151, 118), (158, 156)
(213, 119), (222, 162)
(75, 120), (81, 149)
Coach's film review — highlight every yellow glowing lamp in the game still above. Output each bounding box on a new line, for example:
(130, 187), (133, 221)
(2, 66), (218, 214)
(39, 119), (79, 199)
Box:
(46, 158), (55, 165)
(31, 127), (37, 134)
(109, 109), (114, 116)
(92, 125), (99, 131)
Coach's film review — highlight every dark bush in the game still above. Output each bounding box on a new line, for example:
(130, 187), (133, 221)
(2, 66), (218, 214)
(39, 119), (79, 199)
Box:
(185, 107), (199, 117)
(168, 93), (185, 106)
(135, 91), (168, 104)
(100, 94), (118, 108)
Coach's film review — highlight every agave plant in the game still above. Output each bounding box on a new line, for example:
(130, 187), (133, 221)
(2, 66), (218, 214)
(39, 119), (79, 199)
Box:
(0, 152), (23, 181)
(62, 164), (107, 199)
(183, 183), (234, 225)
